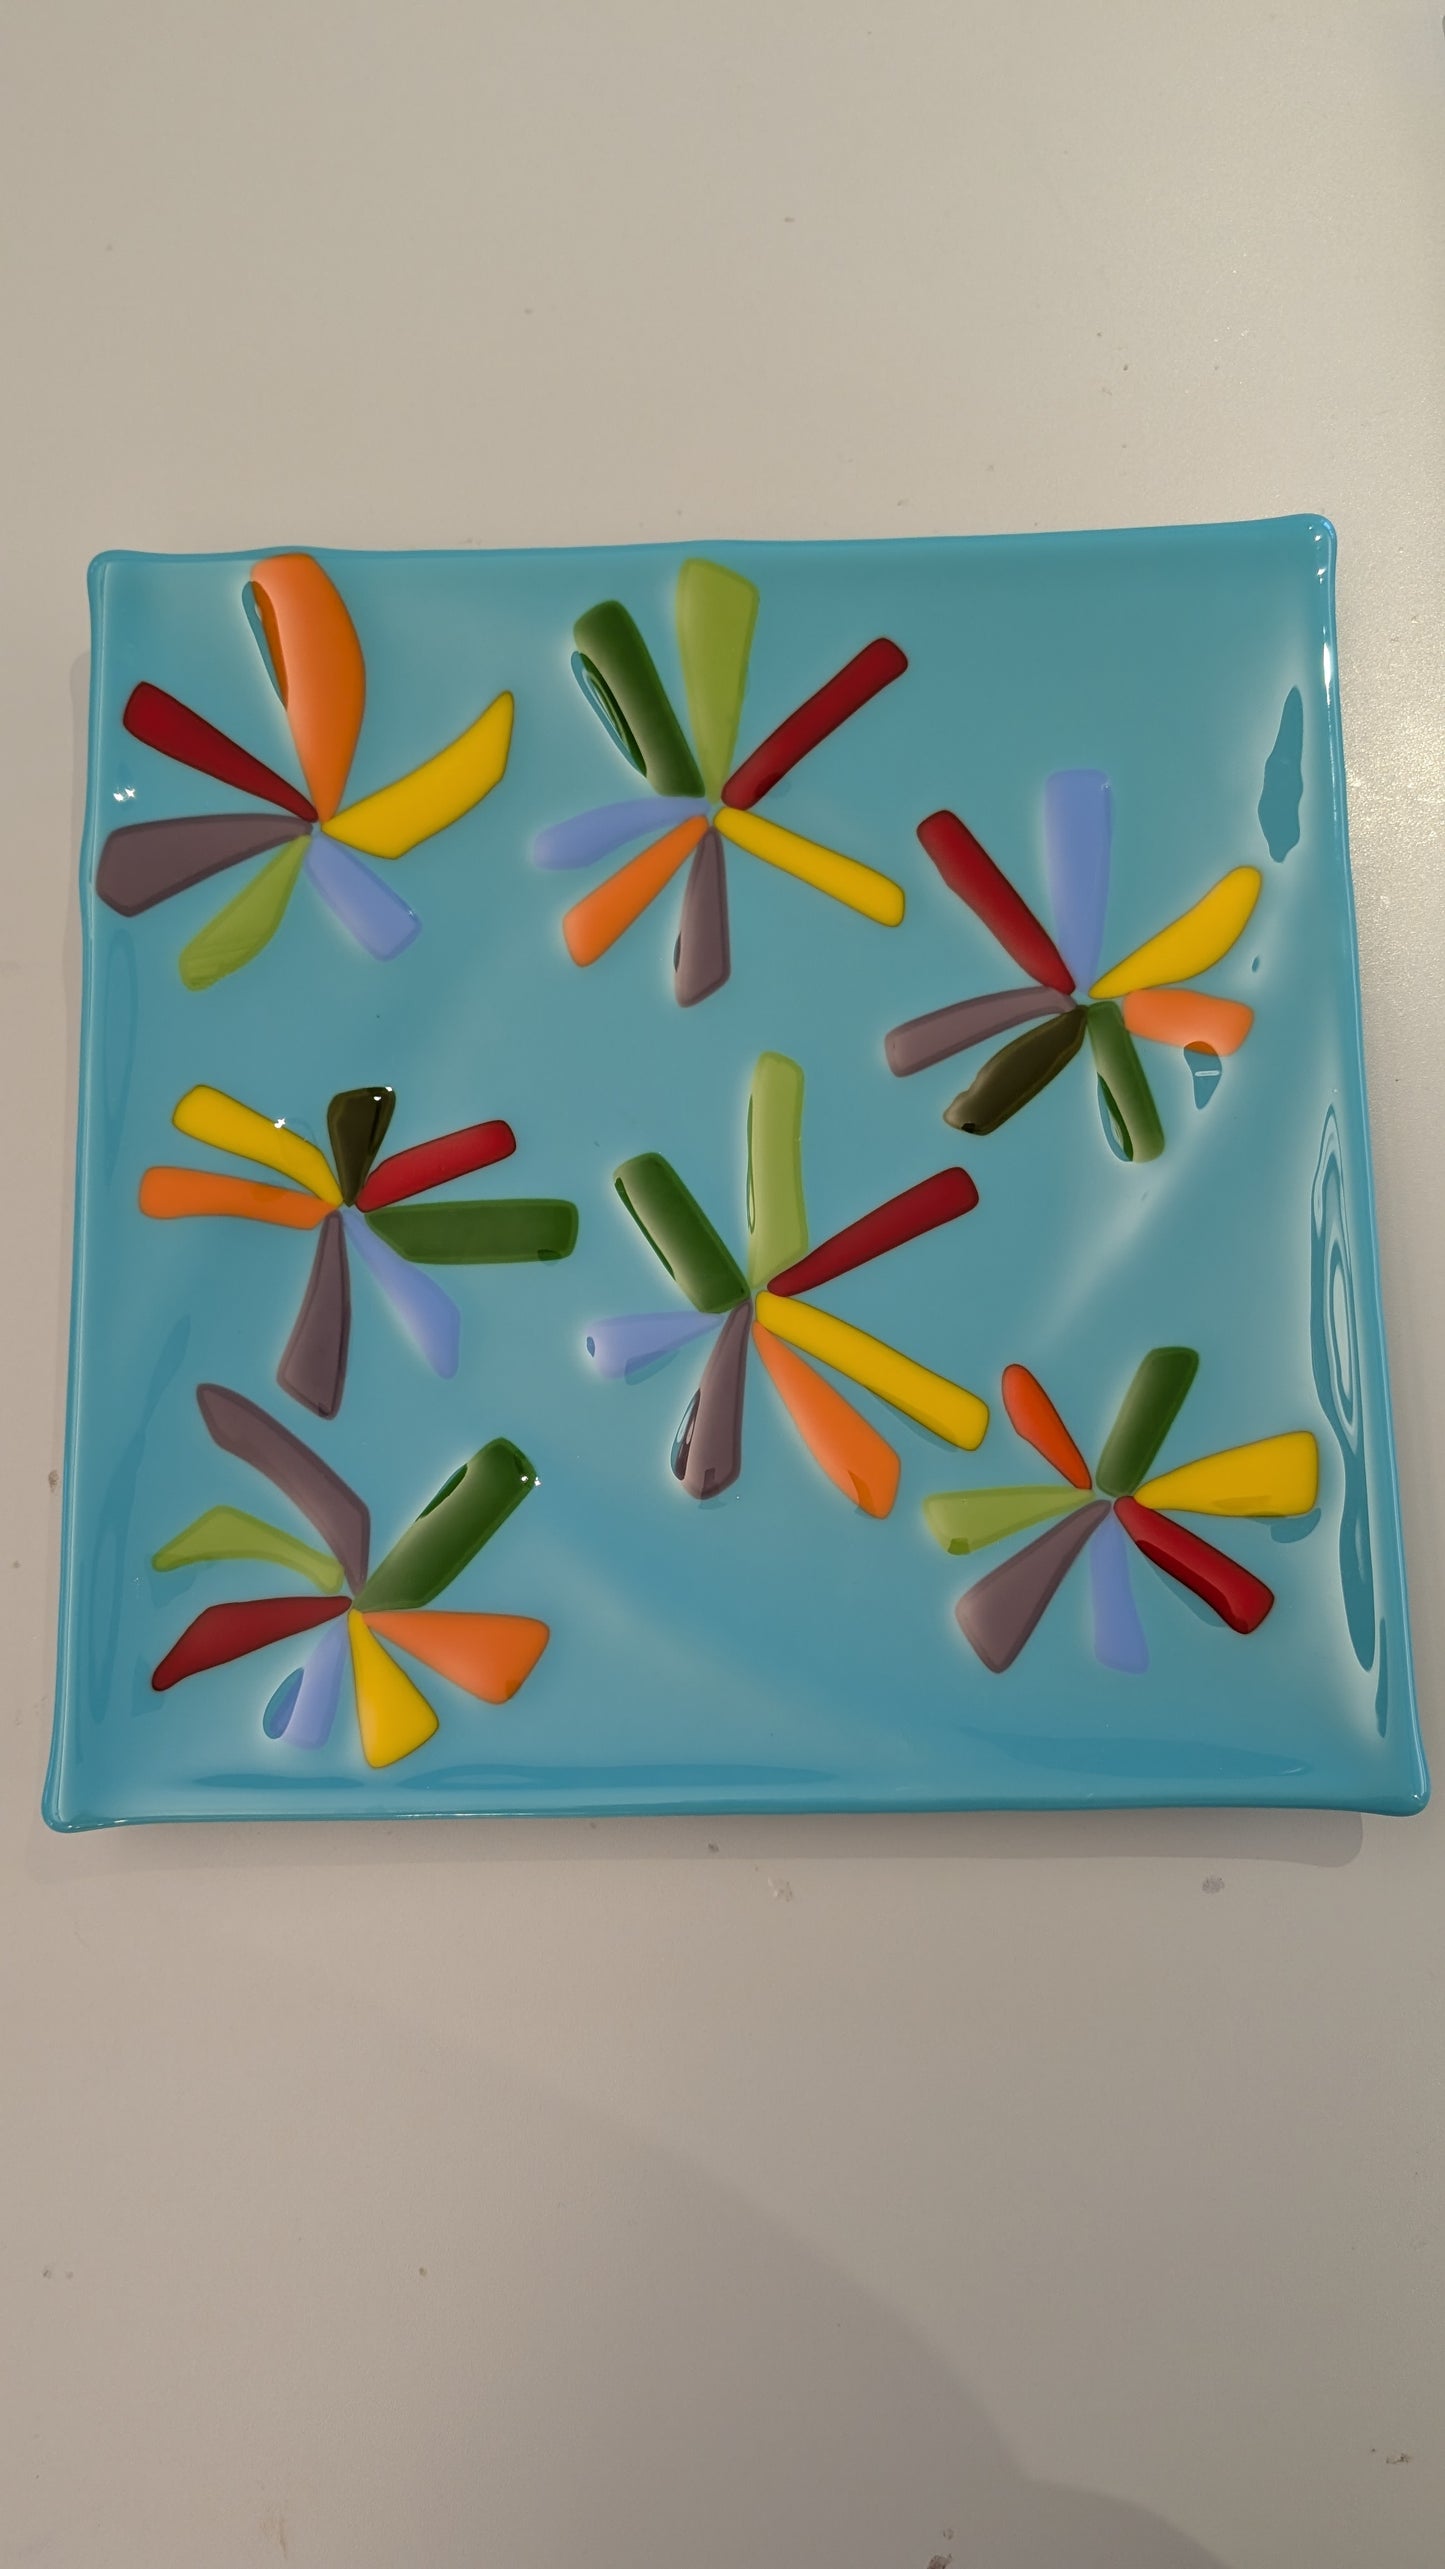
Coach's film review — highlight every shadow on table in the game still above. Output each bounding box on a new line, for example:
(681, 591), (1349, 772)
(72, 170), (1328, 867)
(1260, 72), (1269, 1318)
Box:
(8, 1958), (1234, 2569)
(33, 1799), (1364, 1877)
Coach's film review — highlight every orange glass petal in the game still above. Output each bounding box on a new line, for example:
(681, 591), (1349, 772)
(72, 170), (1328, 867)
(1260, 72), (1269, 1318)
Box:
(562, 815), (707, 966)
(249, 553), (366, 822)
(1121, 989), (1254, 1054)
(752, 1322), (901, 1518)
(138, 1167), (328, 1229)
(1001, 1362), (1092, 1488)
(364, 1609), (550, 1703)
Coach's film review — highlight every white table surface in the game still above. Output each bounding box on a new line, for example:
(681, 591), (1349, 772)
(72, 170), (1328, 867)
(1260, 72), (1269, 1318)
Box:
(3, 4), (1443, 2562)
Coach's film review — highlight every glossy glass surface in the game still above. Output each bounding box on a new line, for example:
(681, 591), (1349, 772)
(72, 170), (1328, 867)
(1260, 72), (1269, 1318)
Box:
(49, 519), (1424, 1822)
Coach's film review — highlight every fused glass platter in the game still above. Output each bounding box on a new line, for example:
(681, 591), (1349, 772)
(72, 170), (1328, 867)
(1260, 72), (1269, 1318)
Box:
(47, 517), (1425, 1825)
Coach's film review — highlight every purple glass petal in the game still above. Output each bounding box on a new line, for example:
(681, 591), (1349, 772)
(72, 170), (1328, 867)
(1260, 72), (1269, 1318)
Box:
(1088, 1510), (1149, 1674)
(196, 1384), (369, 1592)
(283, 1613), (349, 1749)
(682, 1299), (750, 1501)
(955, 1501), (1109, 1672)
(342, 1208), (460, 1376)
(673, 826), (731, 1007)
(584, 1310), (720, 1380)
(533, 797), (709, 870)
(96, 813), (305, 915)
(884, 986), (1070, 1077)
(276, 1212), (351, 1418)
(306, 834), (421, 958)
(1043, 770), (1111, 991)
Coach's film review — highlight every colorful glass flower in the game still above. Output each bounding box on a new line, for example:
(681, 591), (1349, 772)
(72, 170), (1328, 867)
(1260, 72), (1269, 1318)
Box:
(886, 775), (1261, 1159)
(926, 1350), (1319, 1671)
(536, 559), (909, 1003)
(140, 1084), (578, 1416)
(586, 1052), (987, 1508)
(96, 552), (513, 985)
(151, 1386), (549, 1766)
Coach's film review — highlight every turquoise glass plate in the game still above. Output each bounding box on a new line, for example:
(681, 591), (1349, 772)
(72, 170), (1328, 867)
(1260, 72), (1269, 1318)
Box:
(46, 517), (1426, 1824)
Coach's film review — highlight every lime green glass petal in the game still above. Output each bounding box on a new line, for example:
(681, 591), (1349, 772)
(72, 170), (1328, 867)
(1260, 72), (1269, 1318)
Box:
(676, 559), (759, 799)
(922, 1486), (1092, 1556)
(177, 836), (309, 990)
(151, 1504), (344, 1592)
(746, 1052), (808, 1287)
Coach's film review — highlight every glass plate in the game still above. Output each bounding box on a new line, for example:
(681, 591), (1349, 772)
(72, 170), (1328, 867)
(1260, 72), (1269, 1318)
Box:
(46, 518), (1425, 1824)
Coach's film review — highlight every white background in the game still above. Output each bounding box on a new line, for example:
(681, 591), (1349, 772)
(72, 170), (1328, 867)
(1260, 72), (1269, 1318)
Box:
(2, 5), (1443, 2563)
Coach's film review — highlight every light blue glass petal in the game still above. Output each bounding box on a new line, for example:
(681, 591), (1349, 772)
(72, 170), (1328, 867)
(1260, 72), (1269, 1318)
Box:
(584, 1309), (721, 1380)
(306, 834), (421, 959)
(342, 1209), (461, 1377)
(1043, 769), (1111, 990)
(533, 798), (709, 871)
(262, 1667), (304, 1739)
(1089, 1510), (1149, 1674)
(284, 1613), (349, 1750)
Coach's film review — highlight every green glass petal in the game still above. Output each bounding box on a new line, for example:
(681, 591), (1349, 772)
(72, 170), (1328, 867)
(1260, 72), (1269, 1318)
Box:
(328, 1087), (395, 1204)
(151, 1504), (344, 1592)
(571, 652), (645, 772)
(922, 1485), (1092, 1555)
(356, 1438), (537, 1613)
(177, 836), (309, 990)
(746, 1052), (808, 1288)
(676, 559), (759, 800)
(614, 1154), (749, 1313)
(572, 601), (704, 797)
(942, 1007), (1087, 1134)
(363, 1199), (579, 1263)
(1086, 1002), (1165, 1164)
(1096, 1347), (1200, 1496)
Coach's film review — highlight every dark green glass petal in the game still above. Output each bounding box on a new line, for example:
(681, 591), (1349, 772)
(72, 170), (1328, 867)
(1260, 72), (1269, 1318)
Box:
(572, 601), (704, 797)
(942, 1006), (1087, 1134)
(356, 1439), (538, 1612)
(1086, 1002), (1164, 1164)
(571, 651), (645, 772)
(327, 1087), (395, 1203)
(364, 1200), (579, 1264)
(613, 1154), (748, 1313)
(1095, 1348), (1200, 1496)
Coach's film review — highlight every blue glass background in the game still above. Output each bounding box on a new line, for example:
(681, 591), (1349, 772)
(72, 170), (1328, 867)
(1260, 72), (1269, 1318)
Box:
(46, 518), (1426, 1822)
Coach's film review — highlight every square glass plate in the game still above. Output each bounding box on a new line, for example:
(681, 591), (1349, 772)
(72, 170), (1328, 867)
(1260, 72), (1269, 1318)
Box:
(47, 517), (1425, 1824)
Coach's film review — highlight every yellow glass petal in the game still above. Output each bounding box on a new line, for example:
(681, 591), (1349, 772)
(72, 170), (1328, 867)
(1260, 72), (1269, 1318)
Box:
(348, 1612), (439, 1768)
(172, 1085), (340, 1203)
(1090, 866), (1260, 1000)
(1136, 1431), (1319, 1519)
(714, 809), (905, 927)
(754, 1291), (987, 1449)
(326, 693), (514, 858)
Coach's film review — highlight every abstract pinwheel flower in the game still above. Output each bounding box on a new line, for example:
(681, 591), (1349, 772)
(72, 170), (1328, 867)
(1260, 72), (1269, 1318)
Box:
(885, 775), (1261, 1160)
(140, 1083), (578, 1416)
(535, 558), (908, 1003)
(96, 552), (513, 986)
(586, 1052), (986, 1510)
(925, 1350), (1319, 1672)
(152, 1385), (548, 1767)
